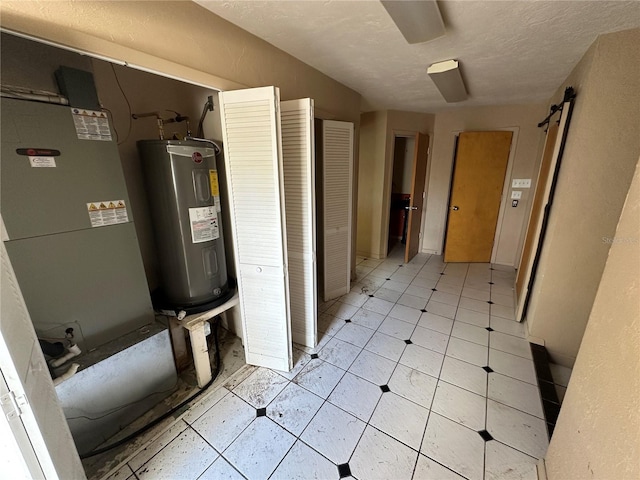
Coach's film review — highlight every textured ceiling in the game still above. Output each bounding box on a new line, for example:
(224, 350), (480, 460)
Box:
(195, 1), (640, 112)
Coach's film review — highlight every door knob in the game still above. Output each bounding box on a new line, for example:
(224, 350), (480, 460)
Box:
(451, 206), (459, 211)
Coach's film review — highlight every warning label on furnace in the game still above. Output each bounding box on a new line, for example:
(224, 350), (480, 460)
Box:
(71, 108), (112, 141)
(189, 206), (219, 243)
(87, 200), (128, 227)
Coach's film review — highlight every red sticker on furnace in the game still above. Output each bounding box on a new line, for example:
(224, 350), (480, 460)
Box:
(192, 152), (203, 164)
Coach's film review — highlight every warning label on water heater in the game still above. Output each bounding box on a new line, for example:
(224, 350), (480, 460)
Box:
(189, 206), (219, 243)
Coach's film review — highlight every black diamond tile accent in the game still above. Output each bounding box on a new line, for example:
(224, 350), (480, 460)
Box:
(482, 366), (494, 373)
(487, 301), (494, 304)
(256, 407), (267, 417)
(440, 272), (445, 275)
(380, 385), (391, 393)
(386, 278), (391, 280)
(431, 288), (438, 291)
(404, 339), (413, 345)
(364, 258), (368, 260)
(368, 294), (374, 297)
(338, 463), (352, 478)
(489, 282), (495, 285)
(490, 267), (495, 270)
(420, 309), (427, 312)
(478, 430), (493, 442)
(398, 264), (404, 267)
(310, 353), (319, 359)
(345, 319), (352, 323)
(486, 327), (494, 332)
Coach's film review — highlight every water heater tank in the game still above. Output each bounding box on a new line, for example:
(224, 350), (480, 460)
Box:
(138, 139), (229, 308)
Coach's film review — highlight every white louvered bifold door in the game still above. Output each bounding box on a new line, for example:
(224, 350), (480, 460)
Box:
(322, 120), (354, 301)
(218, 87), (292, 371)
(280, 99), (317, 348)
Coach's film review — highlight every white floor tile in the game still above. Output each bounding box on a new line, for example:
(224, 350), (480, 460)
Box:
(279, 347), (312, 380)
(490, 331), (532, 359)
(486, 400), (549, 459)
(485, 440), (538, 480)
(434, 282), (463, 295)
(491, 292), (514, 308)
(232, 368), (288, 408)
(319, 337), (362, 368)
(446, 337), (488, 367)
(462, 287), (491, 302)
(431, 381), (486, 431)
(223, 365), (258, 391)
(421, 413), (485, 480)
(438, 274), (466, 287)
(425, 300), (457, 319)
(135, 427), (216, 480)
(549, 363), (572, 387)
(430, 290), (460, 307)
(334, 322), (375, 347)
(490, 316), (526, 338)
(339, 291), (370, 308)
(399, 343), (445, 378)
(397, 293), (428, 310)
(390, 272), (416, 284)
(491, 284), (516, 297)
(325, 301), (360, 320)
(414, 454), (465, 479)
(318, 299), (337, 313)
(491, 303), (516, 320)
(293, 359), (345, 399)
(270, 440), (339, 480)
(451, 321), (489, 346)
(458, 297), (490, 314)
(388, 363), (438, 409)
(199, 456), (245, 480)
(349, 426), (418, 480)
(350, 307), (385, 330)
(369, 392), (429, 449)
(224, 417), (296, 480)
(267, 382), (324, 436)
(489, 349), (537, 385)
(365, 331), (407, 361)
(300, 402), (366, 464)
(382, 279), (411, 293)
(378, 317), (416, 340)
(328, 372), (382, 421)
(439, 356), (488, 397)
(317, 313), (345, 336)
(362, 296), (396, 315)
(488, 373), (544, 418)
(105, 464), (134, 480)
(418, 312), (454, 335)
(182, 387), (229, 425)
(410, 325), (450, 354)
(191, 393), (255, 453)
(373, 287), (402, 303)
(411, 276), (439, 289)
(128, 421), (188, 473)
(463, 278), (491, 292)
(405, 284), (434, 299)
(349, 349), (397, 385)
(360, 258), (384, 268)
(389, 304), (423, 324)
(455, 307), (490, 327)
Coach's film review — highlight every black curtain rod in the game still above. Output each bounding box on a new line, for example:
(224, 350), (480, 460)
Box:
(537, 86), (576, 128)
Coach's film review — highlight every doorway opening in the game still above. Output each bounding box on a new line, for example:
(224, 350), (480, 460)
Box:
(387, 135), (416, 254)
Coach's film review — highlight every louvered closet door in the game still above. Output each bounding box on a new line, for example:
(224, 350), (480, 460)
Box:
(218, 87), (292, 371)
(281, 99), (317, 347)
(322, 120), (354, 301)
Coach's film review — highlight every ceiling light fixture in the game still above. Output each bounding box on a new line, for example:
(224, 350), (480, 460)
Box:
(427, 60), (468, 102)
(381, 0), (445, 44)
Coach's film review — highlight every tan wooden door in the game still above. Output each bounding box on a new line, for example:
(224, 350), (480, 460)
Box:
(444, 131), (512, 262)
(516, 123), (559, 302)
(405, 133), (430, 263)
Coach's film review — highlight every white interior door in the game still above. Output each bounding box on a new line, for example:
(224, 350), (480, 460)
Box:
(280, 99), (317, 348)
(322, 120), (354, 301)
(218, 87), (292, 371)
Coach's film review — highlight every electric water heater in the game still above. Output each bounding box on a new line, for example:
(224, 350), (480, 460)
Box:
(138, 139), (229, 308)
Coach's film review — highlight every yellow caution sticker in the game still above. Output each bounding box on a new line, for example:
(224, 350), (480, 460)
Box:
(209, 170), (220, 196)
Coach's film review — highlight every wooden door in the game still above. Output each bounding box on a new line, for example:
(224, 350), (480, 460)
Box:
(444, 131), (513, 262)
(405, 132), (429, 263)
(218, 86), (293, 371)
(515, 123), (559, 302)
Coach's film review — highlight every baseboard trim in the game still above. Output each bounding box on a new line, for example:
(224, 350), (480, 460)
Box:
(537, 458), (548, 480)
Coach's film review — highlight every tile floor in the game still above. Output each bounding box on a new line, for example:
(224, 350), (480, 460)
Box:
(106, 248), (547, 480)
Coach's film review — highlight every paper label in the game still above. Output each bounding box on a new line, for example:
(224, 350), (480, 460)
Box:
(29, 156), (56, 167)
(87, 200), (128, 227)
(71, 108), (112, 141)
(189, 206), (219, 243)
(209, 170), (221, 212)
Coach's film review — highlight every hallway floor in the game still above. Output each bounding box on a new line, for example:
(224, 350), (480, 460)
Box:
(106, 248), (546, 480)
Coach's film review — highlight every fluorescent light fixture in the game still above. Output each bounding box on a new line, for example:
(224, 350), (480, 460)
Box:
(381, 0), (445, 44)
(427, 59), (468, 102)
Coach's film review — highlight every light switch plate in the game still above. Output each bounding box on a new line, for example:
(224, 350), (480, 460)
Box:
(512, 178), (531, 188)
(511, 190), (522, 199)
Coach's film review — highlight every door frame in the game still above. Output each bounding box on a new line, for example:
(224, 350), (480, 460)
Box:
(382, 130), (432, 258)
(443, 127), (519, 264)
